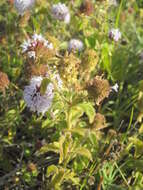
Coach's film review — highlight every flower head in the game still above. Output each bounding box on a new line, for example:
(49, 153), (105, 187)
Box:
(14, 0), (35, 15)
(68, 39), (84, 52)
(109, 28), (121, 42)
(23, 73), (62, 114)
(111, 83), (119, 92)
(21, 33), (53, 59)
(51, 3), (70, 24)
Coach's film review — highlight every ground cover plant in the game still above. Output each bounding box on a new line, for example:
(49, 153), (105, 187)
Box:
(0, 0), (143, 189)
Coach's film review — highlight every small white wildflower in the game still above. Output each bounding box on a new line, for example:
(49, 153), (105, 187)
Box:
(111, 83), (119, 92)
(68, 39), (84, 52)
(21, 33), (53, 59)
(51, 3), (70, 24)
(109, 28), (121, 42)
(14, 0), (35, 15)
(108, 0), (118, 6)
(23, 73), (62, 114)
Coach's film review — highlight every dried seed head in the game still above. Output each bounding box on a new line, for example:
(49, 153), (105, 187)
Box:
(93, 113), (106, 130)
(27, 163), (37, 172)
(81, 49), (98, 82)
(8, 0), (14, 5)
(80, 0), (94, 16)
(19, 11), (31, 27)
(87, 76), (110, 105)
(27, 64), (48, 78)
(107, 139), (125, 161)
(0, 71), (9, 92)
(59, 53), (81, 88)
(108, 129), (117, 138)
(88, 176), (95, 186)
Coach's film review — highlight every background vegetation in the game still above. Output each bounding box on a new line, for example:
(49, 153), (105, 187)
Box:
(0, 0), (143, 189)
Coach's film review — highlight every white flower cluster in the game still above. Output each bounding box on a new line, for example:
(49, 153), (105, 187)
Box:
(21, 33), (53, 59)
(109, 28), (121, 42)
(51, 3), (70, 24)
(23, 74), (62, 114)
(14, 0), (35, 15)
(68, 39), (84, 52)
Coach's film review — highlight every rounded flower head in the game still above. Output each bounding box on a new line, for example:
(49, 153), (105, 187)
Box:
(21, 33), (53, 59)
(51, 3), (70, 24)
(23, 74), (62, 114)
(109, 28), (121, 42)
(14, 0), (35, 15)
(68, 39), (84, 52)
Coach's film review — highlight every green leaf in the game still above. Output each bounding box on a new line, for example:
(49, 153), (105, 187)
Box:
(64, 170), (80, 185)
(129, 185), (143, 190)
(36, 142), (59, 155)
(126, 158), (143, 172)
(59, 134), (73, 164)
(69, 102), (95, 127)
(40, 78), (51, 95)
(69, 106), (83, 127)
(50, 168), (65, 188)
(101, 43), (112, 77)
(139, 124), (143, 134)
(139, 80), (143, 92)
(129, 137), (143, 157)
(78, 102), (95, 124)
(68, 127), (87, 136)
(76, 147), (92, 161)
(59, 135), (65, 164)
(42, 118), (51, 128)
(46, 165), (58, 177)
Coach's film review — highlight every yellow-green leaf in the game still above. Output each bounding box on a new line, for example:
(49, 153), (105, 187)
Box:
(76, 147), (92, 161)
(46, 165), (58, 177)
(40, 78), (51, 95)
